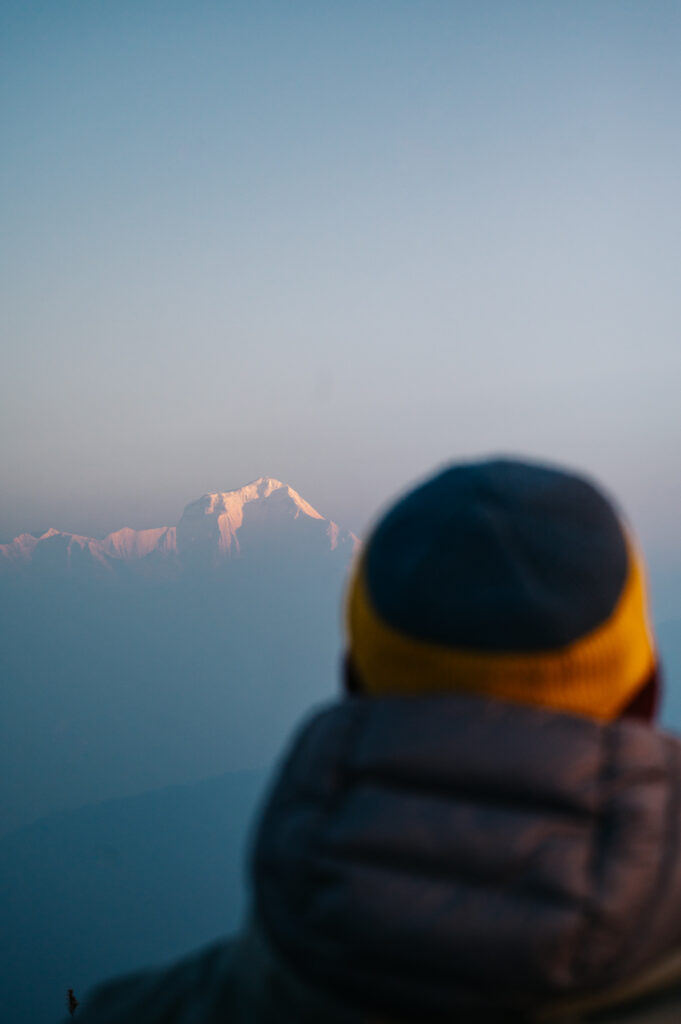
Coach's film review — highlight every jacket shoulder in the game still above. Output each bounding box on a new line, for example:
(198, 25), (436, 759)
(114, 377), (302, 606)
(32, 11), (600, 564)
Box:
(537, 947), (681, 1022)
(73, 939), (239, 1024)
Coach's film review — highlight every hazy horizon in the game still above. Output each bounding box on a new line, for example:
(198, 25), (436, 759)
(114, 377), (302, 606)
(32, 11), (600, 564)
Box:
(3, 3), (680, 557)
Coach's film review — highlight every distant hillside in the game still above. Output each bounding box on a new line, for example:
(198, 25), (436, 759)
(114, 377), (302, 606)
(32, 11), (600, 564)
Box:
(0, 766), (270, 1024)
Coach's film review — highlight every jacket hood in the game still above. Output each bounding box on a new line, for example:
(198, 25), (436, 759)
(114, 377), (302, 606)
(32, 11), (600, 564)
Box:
(252, 694), (681, 1020)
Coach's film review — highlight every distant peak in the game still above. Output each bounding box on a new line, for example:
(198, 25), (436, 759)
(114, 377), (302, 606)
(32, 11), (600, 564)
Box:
(177, 477), (328, 556)
(250, 476), (286, 493)
(204, 477), (288, 506)
(188, 478), (324, 522)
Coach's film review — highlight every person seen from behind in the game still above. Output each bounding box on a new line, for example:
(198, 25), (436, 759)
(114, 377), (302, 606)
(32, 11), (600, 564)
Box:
(74, 457), (681, 1023)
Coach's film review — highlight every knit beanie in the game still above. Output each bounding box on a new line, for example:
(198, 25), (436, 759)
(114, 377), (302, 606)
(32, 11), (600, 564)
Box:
(346, 459), (657, 721)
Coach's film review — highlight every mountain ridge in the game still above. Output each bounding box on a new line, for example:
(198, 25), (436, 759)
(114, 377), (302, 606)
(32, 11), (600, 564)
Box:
(0, 477), (357, 572)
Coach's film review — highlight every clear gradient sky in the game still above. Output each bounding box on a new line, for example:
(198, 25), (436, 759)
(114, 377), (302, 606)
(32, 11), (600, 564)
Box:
(2, 2), (680, 574)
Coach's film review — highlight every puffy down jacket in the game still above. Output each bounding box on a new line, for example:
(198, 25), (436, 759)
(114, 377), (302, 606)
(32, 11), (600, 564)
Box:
(76, 694), (681, 1022)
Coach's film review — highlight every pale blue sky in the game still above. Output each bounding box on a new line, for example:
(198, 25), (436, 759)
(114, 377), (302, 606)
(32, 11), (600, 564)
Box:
(2, 2), (680, 580)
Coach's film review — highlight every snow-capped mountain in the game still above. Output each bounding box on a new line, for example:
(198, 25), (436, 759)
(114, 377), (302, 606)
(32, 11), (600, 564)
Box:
(0, 477), (357, 574)
(0, 525), (178, 572)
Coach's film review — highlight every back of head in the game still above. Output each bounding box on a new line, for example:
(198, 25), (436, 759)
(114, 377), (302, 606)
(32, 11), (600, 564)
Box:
(346, 457), (658, 720)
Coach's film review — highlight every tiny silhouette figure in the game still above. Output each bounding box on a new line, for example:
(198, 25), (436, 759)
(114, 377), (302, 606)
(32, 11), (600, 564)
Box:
(67, 989), (79, 1017)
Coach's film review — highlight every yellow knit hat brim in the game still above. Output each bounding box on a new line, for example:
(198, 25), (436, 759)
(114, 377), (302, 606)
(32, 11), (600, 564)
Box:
(347, 539), (656, 722)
